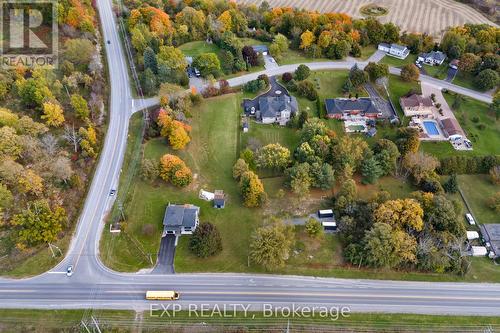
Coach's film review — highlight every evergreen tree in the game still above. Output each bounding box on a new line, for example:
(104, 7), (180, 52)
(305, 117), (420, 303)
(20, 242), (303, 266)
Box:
(443, 174), (459, 194)
(143, 47), (158, 74)
(361, 156), (383, 184)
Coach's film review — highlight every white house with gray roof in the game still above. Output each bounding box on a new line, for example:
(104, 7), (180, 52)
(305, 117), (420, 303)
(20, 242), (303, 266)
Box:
(418, 51), (447, 66)
(378, 43), (410, 59)
(162, 204), (200, 236)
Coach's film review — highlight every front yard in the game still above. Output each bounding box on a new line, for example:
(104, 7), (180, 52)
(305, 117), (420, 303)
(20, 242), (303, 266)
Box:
(380, 54), (418, 67)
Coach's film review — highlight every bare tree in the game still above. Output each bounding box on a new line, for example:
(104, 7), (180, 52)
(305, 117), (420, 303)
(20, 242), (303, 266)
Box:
(52, 156), (74, 184)
(40, 133), (59, 156)
(63, 124), (81, 153)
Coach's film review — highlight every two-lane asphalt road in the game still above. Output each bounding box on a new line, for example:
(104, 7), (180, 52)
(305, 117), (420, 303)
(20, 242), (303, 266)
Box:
(0, 0), (498, 317)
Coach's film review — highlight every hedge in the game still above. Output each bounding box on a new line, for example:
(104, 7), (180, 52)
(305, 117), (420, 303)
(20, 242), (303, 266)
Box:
(437, 155), (500, 175)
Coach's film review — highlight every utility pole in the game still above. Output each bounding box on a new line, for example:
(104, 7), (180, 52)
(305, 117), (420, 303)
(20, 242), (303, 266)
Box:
(91, 316), (102, 333)
(80, 320), (91, 333)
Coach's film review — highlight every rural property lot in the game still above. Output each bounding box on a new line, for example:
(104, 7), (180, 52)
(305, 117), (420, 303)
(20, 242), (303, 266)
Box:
(237, 0), (496, 37)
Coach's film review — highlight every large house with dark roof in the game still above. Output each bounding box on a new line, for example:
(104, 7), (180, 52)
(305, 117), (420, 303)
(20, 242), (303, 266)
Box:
(162, 204), (200, 236)
(259, 95), (298, 125)
(242, 77), (298, 126)
(325, 98), (383, 119)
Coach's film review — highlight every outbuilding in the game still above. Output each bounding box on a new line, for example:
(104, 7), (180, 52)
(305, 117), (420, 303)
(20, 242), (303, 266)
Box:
(322, 221), (337, 232)
(471, 246), (488, 257)
(317, 209), (334, 218)
(466, 231), (479, 240)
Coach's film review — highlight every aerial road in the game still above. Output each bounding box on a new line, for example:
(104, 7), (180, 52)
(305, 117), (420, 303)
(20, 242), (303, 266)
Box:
(0, 0), (498, 317)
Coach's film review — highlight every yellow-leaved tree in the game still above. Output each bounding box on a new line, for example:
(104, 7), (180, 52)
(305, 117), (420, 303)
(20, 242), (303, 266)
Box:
(41, 102), (65, 127)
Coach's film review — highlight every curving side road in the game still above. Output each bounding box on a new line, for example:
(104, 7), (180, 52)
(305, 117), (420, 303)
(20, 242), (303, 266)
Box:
(225, 63), (493, 104)
(0, 0), (499, 317)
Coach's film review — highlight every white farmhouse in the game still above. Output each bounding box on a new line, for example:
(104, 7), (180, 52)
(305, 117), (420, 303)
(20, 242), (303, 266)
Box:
(378, 43), (410, 59)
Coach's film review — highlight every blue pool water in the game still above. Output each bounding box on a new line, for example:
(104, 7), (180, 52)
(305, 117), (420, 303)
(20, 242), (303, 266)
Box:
(423, 121), (439, 135)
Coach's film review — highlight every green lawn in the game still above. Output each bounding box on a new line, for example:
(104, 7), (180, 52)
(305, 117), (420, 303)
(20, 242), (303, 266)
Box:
(240, 122), (300, 152)
(0, 309), (133, 332)
(1, 235), (70, 278)
(2, 309), (500, 331)
(360, 45), (377, 60)
(380, 54), (418, 68)
(287, 70), (368, 118)
(457, 174), (499, 224)
(278, 46), (376, 65)
(421, 92), (500, 157)
(278, 48), (331, 65)
(178, 40), (265, 79)
(178, 41), (220, 57)
(422, 63), (448, 80)
(452, 71), (481, 91)
(387, 74), (421, 123)
(356, 176), (417, 201)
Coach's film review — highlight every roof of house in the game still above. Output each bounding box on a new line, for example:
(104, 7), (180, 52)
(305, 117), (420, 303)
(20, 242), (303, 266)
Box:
(379, 43), (390, 49)
(163, 204), (199, 229)
(251, 45), (268, 53)
(259, 95), (298, 119)
(325, 98), (380, 115)
(441, 117), (464, 137)
(400, 94), (433, 109)
(391, 44), (408, 51)
(480, 224), (500, 256)
(420, 51), (446, 62)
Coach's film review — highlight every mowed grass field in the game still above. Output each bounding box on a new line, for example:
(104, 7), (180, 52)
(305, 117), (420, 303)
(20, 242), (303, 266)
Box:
(236, 0), (495, 37)
(458, 174), (499, 225)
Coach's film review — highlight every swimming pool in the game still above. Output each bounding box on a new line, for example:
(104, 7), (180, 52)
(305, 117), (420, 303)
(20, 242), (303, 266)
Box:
(423, 121), (439, 135)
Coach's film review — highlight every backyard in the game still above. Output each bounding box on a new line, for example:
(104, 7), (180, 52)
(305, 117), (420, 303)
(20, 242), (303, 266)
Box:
(421, 92), (500, 157)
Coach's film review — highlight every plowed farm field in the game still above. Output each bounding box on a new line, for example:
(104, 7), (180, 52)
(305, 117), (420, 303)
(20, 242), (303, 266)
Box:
(238, 0), (496, 37)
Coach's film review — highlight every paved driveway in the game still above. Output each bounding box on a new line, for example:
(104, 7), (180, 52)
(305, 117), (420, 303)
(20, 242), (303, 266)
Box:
(364, 83), (397, 120)
(263, 54), (279, 70)
(367, 50), (386, 63)
(446, 68), (458, 82)
(151, 234), (176, 274)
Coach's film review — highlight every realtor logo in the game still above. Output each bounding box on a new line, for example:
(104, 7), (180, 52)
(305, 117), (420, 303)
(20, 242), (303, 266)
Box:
(1, 0), (58, 68)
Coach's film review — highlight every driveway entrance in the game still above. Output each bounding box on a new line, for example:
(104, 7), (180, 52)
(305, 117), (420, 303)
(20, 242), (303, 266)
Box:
(151, 234), (176, 274)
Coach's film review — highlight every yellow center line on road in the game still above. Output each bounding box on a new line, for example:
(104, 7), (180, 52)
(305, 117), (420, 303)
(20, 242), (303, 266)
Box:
(103, 290), (500, 301)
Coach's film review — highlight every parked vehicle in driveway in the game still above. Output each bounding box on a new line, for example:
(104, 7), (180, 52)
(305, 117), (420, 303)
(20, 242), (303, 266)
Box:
(465, 213), (476, 225)
(66, 265), (73, 277)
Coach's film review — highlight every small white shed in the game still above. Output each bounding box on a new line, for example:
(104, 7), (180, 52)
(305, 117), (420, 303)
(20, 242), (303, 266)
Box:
(466, 231), (479, 240)
(471, 246), (488, 256)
